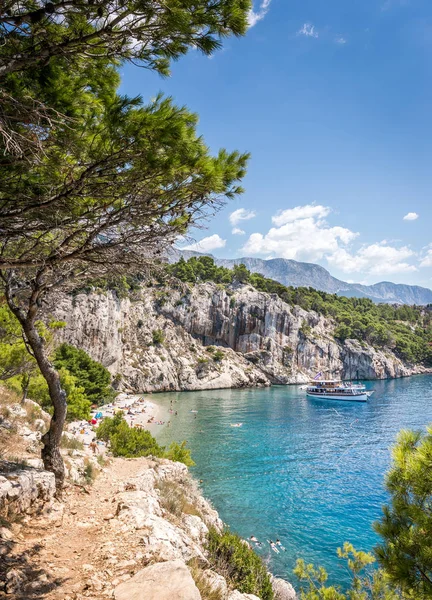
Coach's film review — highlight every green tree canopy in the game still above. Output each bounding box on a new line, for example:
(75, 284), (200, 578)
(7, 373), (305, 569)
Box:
(374, 428), (432, 598)
(54, 343), (112, 405)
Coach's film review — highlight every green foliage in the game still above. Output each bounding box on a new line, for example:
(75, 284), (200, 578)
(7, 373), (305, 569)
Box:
(165, 441), (195, 467)
(207, 528), (274, 600)
(54, 343), (112, 405)
(95, 412), (125, 442)
(300, 321), (312, 336)
(232, 263), (250, 284)
(0, 302), (34, 381)
(168, 257), (432, 366)
(0, 0), (251, 86)
(294, 543), (401, 600)
(24, 369), (91, 421)
(61, 435), (84, 451)
(152, 329), (165, 345)
(374, 427), (432, 598)
(96, 414), (194, 465)
(110, 421), (164, 458)
(213, 350), (225, 362)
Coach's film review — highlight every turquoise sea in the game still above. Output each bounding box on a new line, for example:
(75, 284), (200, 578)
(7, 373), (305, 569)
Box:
(154, 376), (432, 585)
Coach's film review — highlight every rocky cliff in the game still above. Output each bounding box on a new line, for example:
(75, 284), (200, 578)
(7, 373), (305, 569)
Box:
(49, 280), (424, 392)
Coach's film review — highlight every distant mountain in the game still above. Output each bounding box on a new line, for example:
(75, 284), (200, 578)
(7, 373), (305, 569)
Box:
(168, 249), (432, 305)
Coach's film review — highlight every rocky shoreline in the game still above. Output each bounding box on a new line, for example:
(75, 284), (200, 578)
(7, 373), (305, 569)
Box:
(0, 395), (296, 599)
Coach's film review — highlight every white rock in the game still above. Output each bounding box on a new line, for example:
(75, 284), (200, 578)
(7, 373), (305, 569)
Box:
(201, 569), (228, 596)
(228, 591), (261, 600)
(0, 468), (55, 519)
(114, 560), (201, 600)
(271, 576), (297, 600)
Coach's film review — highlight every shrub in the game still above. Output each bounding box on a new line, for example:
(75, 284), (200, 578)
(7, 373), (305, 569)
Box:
(206, 346), (216, 353)
(165, 441), (195, 466)
(96, 412), (126, 442)
(300, 321), (311, 336)
(83, 459), (97, 484)
(137, 319), (144, 328)
(207, 528), (274, 600)
(61, 435), (84, 451)
(156, 480), (201, 518)
(110, 421), (164, 458)
(189, 559), (225, 600)
(213, 350), (224, 362)
(152, 329), (165, 345)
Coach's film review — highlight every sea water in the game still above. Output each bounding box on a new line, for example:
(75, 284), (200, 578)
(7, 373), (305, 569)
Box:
(154, 376), (432, 585)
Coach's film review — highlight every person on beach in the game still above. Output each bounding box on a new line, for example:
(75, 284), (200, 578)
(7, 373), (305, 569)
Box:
(89, 439), (98, 455)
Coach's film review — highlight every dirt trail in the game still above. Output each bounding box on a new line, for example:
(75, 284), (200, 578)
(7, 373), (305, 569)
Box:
(1, 458), (150, 600)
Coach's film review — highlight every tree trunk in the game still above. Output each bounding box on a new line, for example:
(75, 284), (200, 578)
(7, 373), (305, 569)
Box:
(22, 319), (67, 494)
(21, 373), (30, 405)
(4, 278), (67, 494)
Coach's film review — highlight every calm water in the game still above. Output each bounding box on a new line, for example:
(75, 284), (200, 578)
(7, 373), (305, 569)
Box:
(154, 376), (432, 585)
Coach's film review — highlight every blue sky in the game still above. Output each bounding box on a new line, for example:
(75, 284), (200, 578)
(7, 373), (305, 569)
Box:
(120, 0), (432, 287)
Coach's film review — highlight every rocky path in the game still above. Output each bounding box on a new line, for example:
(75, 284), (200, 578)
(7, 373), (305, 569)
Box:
(1, 458), (156, 599)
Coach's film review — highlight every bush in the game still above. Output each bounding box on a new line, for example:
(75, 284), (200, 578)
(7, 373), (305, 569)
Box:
(207, 528), (274, 600)
(213, 350), (224, 362)
(152, 329), (165, 345)
(110, 421), (164, 458)
(156, 480), (201, 518)
(165, 441), (195, 466)
(206, 346), (216, 353)
(61, 435), (84, 451)
(96, 414), (194, 465)
(83, 459), (97, 484)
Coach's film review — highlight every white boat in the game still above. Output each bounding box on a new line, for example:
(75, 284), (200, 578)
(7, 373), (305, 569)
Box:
(306, 379), (373, 402)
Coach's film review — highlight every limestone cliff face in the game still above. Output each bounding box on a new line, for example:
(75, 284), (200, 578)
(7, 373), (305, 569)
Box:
(51, 281), (421, 392)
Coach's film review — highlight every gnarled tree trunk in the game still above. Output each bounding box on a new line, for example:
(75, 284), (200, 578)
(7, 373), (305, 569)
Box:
(23, 319), (67, 493)
(4, 275), (67, 494)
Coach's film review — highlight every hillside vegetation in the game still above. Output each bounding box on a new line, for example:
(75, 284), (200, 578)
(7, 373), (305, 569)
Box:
(167, 256), (432, 366)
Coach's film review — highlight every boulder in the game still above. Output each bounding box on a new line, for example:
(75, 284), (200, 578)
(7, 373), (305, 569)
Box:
(0, 467), (55, 518)
(271, 576), (297, 600)
(228, 591), (261, 600)
(200, 569), (228, 596)
(114, 559), (201, 600)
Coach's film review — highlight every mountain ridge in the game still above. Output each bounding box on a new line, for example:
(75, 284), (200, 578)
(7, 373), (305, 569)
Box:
(169, 250), (432, 305)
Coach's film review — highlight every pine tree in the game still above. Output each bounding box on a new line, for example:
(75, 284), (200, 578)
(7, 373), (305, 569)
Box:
(374, 428), (432, 598)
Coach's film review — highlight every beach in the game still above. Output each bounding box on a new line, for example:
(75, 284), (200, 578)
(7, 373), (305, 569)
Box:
(67, 392), (169, 451)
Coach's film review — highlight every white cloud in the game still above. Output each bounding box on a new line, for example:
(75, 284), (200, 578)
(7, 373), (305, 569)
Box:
(298, 23), (319, 38)
(420, 246), (432, 268)
(272, 204), (330, 227)
(181, 234), (226, 252)
(242, 204), (358, 262)
(328, 243), (417, 275)
(229, 208), (257, 226)
(335, 36), (347, 44)
(232, 227), (246, 236)
(403, 212), (419, 221)
(248, 0), (272, 28)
